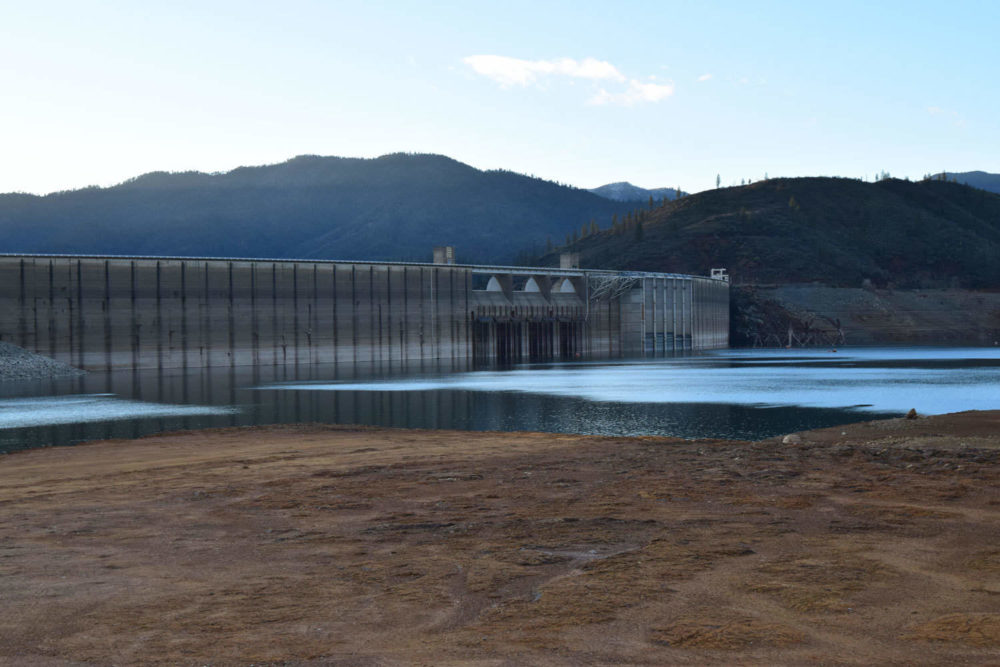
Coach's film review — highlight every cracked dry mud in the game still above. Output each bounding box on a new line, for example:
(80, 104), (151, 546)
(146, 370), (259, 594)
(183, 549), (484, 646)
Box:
(1, 411), (999, 665)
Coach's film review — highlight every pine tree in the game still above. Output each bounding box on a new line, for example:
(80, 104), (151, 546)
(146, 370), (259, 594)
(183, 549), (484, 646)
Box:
(635, 218), (644, 241)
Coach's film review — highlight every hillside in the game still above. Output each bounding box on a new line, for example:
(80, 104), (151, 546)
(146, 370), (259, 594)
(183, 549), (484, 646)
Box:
(541, 177), (1000, 289)
(942, 171), (1000, 195)
(0, 154), (630, 264)
(730, 285), (1000, 347)
(589, 182), (682, 203)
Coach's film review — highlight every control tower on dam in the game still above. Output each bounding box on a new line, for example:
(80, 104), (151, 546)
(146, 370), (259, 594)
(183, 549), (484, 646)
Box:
(0, 252), (729, 371)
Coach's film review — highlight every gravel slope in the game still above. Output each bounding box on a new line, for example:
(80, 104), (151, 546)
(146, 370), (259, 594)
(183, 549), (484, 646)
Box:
(739, 285), (1000, 345)
(0, 341), (85, 382)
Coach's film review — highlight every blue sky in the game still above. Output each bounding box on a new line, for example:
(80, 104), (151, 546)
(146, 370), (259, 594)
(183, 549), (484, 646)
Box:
(2, 1), (998, 195)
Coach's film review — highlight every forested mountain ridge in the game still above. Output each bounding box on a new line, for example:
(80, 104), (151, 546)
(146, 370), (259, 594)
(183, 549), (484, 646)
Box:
(538, 177), (1000, 288)
(0, 153), (631, 264)
(941, 171), (1000, 195)
(589, 182), (683, 203)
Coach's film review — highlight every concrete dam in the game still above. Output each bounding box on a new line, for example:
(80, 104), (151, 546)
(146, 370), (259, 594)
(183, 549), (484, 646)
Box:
(0, 253), (729, 371)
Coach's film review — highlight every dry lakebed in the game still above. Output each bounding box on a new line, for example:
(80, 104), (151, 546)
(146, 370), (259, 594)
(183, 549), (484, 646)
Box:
(1, 411), (999, 665)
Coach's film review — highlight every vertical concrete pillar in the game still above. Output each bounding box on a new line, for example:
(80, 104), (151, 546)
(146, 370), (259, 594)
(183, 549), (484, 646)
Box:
(45, 259), (59, 363)
(201, 261), (226, 368)
(106, 259), (134, 370)
(228, 261), (251, 367)
(402, 266), (419, 363)
(348, 265), (360, 365)
(0, 259), (17, 345)
(311, 263), (333, 365)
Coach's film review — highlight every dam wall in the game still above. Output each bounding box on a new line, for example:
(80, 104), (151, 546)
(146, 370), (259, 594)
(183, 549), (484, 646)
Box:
(0, 255), (729, 370)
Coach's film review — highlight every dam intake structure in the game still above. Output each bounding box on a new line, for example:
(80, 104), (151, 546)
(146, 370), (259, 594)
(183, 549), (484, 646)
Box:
(0, 253), (729, 371)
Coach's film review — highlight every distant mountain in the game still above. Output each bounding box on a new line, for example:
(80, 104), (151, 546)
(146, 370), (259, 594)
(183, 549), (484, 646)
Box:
(940, 171), (1000, 195)
(0, 154), (632, 264)
(589, 182), (682, 203)
(539, 177), (1000, 288)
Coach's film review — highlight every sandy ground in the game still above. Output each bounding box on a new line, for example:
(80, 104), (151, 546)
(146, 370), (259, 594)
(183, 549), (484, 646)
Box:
(1, 413), (999, 665)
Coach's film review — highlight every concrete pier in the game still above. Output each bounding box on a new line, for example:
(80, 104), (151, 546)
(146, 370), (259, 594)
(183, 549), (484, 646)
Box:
(0, 254), (729, 370)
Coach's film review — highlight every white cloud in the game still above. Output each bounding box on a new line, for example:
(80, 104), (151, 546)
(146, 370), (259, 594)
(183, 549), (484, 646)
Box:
(589, 79), (675, 107)
(463, 55), (625, 87)
(697, 73), (713, 82)
(464, 54), (675, 107)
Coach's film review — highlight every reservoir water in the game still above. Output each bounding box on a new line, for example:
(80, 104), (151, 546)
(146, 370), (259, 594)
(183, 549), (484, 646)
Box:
(2, 347), (999, 453)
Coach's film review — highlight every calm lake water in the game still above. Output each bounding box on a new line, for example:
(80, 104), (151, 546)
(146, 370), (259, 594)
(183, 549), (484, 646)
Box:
(2, 347), (999, 453)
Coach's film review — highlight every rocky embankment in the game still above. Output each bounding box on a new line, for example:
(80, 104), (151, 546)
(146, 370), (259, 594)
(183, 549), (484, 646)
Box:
(733, 285), (1000, 346)
(0, 341), (85, 382)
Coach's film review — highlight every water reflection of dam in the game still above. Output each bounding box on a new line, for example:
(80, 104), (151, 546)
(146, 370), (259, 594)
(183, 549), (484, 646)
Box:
(0, 360), (774, 453)
(0, 363), (485, 452)
(0, 252), (729, 371)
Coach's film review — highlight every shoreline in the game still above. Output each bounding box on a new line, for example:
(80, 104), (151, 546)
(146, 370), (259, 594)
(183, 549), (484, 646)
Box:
(1, 413), (998, 664)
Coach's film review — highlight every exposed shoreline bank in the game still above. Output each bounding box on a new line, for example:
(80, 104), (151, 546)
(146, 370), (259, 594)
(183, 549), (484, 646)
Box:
(733, 285), (1000, 346)
(1, 413), (998, 664)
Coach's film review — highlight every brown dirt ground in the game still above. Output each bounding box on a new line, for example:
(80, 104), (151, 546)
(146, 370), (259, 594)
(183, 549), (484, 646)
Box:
(1, 411), (999, 665)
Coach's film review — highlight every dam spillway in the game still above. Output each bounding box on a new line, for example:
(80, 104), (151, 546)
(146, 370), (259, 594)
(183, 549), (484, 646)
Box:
(0, 254), (729, 371)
